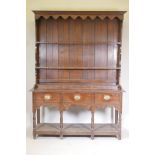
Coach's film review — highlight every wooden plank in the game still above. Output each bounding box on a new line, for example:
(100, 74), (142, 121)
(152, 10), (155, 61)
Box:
(37, 17), (46, 42)
(107, 19), (119, 82)
(83, 18), (95, 79)
(52, 19), (59, 79)
(38, 79), (117, 83)
(33, 11), (126, 15)
(33, 11), (126, 21)
(35, 41), (121, 45)
(38, 17), (47, 81)
(60, 111), (63, 138)
(69, 18), (83, 79)
(46, 18), (59, 79)
(33, 110), (37, 139)
(116, 20), (122, 85)
(58, 18), (70, 79)
(46, 18), (53, 79)
(95, 18), (108, 80)
(36, 67), (121, 70)
(33, 87), (122, 92)
(113, 18), (119, 83)
(91, 111), (94, 139)
(36, 123), (119, 136)
(37, 109), (40, 124)
(36, 123), (60, 135)
(115, 109), (118, 124)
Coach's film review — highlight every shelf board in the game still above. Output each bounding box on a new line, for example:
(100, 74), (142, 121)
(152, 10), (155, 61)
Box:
(38, 79), (117, 83)
(35, 67), (121, 70)
(36, 123), (118, 136)
(35, 41), (121, 45)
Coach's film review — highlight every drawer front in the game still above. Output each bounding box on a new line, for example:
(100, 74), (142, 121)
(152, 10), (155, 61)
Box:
(33, 92), (61, 103)
(95, 93), (121, 104)
(63, 93), (92, 104)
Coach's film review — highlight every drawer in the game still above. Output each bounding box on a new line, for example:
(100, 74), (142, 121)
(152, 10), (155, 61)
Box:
(33, 92), (60, 103)
(63, 93), (92, 104)
(95, 93), (121, 104)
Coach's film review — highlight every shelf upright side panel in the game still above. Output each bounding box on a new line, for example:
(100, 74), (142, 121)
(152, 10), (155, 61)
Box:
(37, 17), (47, 82)
(35, 19), (40, 84)
(116, 20), (123, 85)
(107, 18), (119, 83)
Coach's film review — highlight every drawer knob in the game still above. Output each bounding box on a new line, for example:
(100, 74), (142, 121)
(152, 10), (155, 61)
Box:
(103, 95), (111, 101)
(74, 95), (81, 101)
(44, 95), (51, 100)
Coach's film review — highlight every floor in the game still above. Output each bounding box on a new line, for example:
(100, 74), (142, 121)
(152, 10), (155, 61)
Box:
(26, 127), (129, 155)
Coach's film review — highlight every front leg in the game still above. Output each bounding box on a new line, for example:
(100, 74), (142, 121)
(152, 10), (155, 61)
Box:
(91, 110), (95, 140)
(37, 108), (40, 124)
(117, 112), (122, 140)
(33, 109), (37, 139)
(60, 110), (63, 139)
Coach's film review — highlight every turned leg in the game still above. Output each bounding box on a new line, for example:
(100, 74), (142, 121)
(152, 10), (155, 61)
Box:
(91, 111), (94, 140)
(115, 109), (118, 124)
(33, 110), (37, 139)
(60, 111), (63, 139)
(117, 112), (122, 140)
(37, 108), (40, 124)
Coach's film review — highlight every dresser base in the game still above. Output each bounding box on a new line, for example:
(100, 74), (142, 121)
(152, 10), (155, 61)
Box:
(34, 123), (121, 139)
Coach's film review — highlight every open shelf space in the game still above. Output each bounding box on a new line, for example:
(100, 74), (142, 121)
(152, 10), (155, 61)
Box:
(36, 123), (119, 136)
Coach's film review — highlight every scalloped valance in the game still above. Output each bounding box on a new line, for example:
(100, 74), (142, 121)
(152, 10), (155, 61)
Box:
(33, 11), (126, 20)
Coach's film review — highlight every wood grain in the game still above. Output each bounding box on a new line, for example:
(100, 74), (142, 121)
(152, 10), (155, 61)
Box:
(36, 123), (119, 136)
(32, 11), (125, 139)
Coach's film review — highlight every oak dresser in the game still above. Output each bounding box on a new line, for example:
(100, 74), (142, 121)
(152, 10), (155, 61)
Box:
(32, 11), (126, 139)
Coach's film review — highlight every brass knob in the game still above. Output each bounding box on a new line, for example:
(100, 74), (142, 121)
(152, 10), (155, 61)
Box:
(103, 95), (111, 101)
(44, 94), (51, 100)
(74, 95), (81, 101)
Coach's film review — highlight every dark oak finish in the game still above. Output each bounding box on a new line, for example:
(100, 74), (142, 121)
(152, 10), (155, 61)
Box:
(32, 11), (126, 139)
(36, 123), (119, 136)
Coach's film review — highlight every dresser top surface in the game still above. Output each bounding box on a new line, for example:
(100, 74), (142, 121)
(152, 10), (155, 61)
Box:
(33, 11), (126, 14)
(32, 83), (123, 93)
(33, 11), (126, 20)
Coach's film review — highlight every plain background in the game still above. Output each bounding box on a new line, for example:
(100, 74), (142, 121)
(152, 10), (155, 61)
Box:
(0, 0), (155, 155)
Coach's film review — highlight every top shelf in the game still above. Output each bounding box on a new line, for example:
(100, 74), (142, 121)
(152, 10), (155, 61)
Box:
(35, 41), (121, 45)
(33, 11), (126, 20)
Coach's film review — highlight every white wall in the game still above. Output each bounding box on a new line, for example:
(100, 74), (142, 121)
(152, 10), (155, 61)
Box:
(26, 0), (129, 131)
